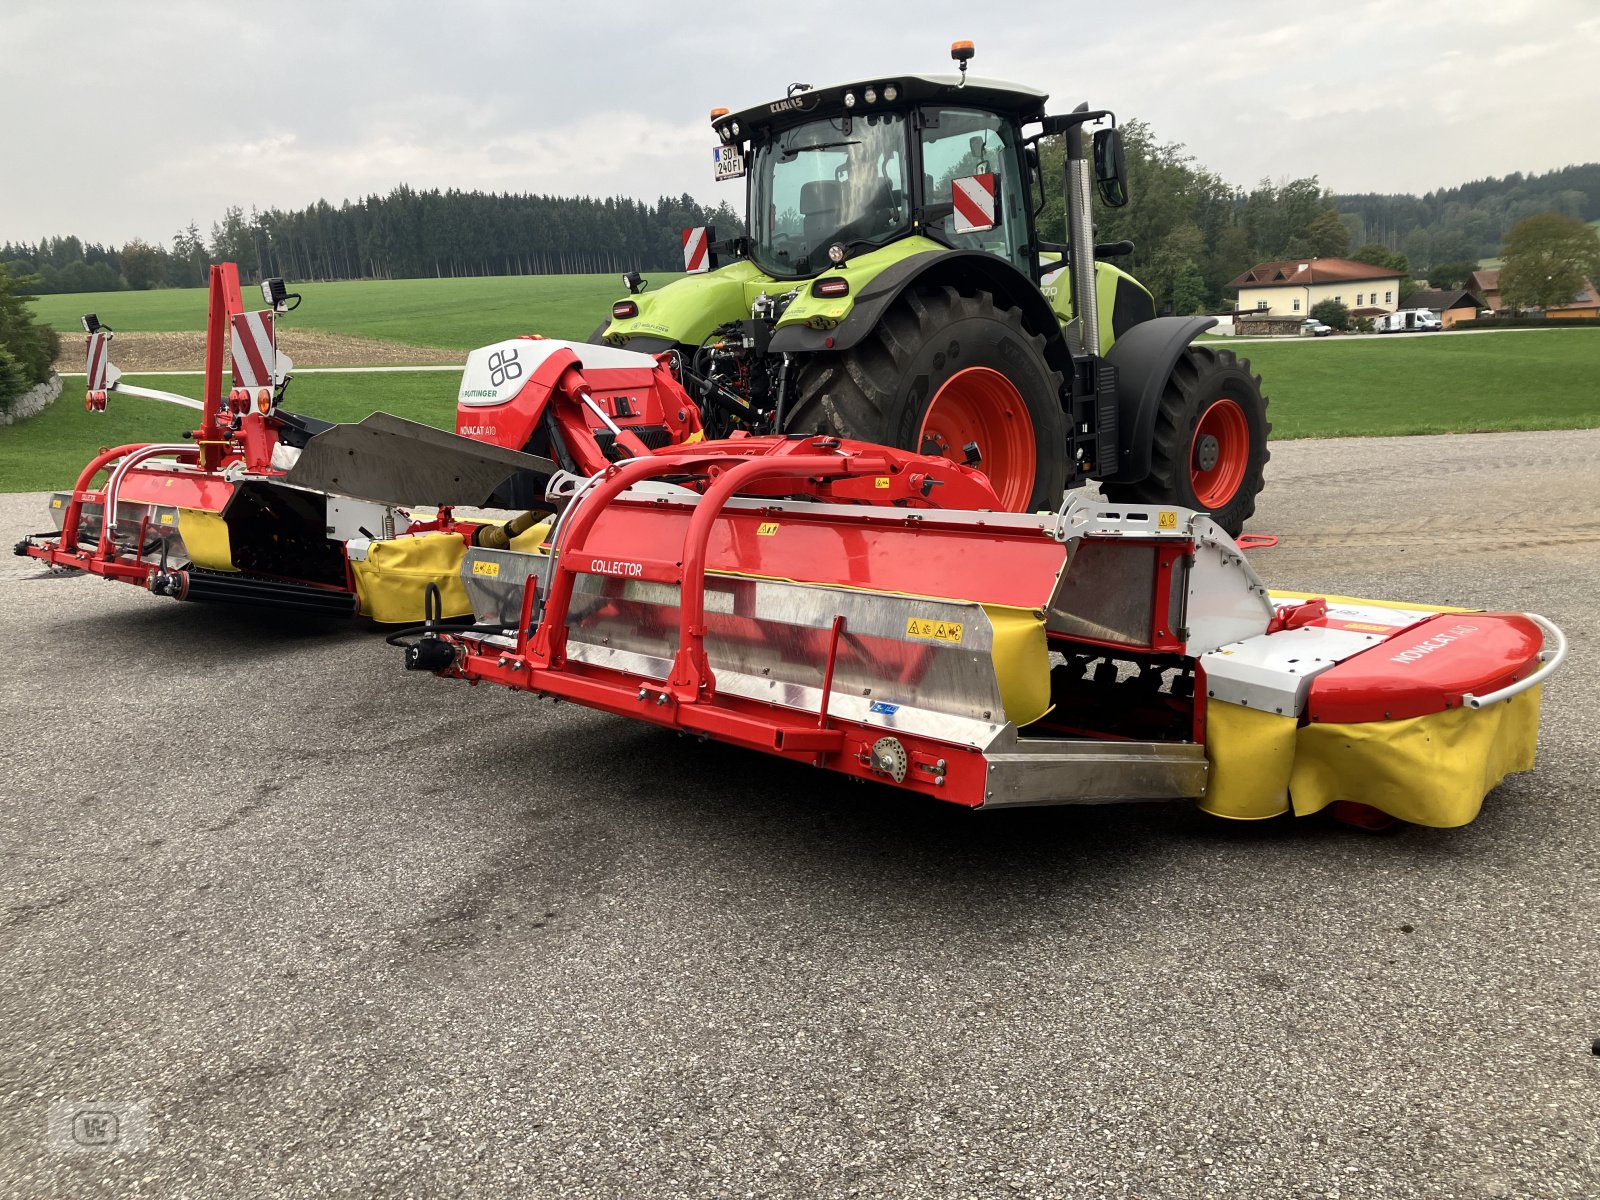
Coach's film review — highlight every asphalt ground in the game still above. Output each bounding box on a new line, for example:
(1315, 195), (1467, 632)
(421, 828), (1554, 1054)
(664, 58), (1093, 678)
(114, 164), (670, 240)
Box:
(2, 429), (1598, 1199)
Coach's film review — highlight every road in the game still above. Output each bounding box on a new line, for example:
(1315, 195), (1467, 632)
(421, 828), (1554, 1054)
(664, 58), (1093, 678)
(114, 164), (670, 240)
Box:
(1221, 326), (1599, 345)
(2, 429), (1598, 1198)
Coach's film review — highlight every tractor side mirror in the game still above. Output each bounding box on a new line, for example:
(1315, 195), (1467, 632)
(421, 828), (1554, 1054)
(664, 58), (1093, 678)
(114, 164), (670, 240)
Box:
(1025, 144), (1045, 211)
(1093, 128), (1129, 208)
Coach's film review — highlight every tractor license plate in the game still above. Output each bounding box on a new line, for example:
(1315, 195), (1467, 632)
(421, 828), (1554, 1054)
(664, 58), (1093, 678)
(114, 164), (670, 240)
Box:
(713, 145), (746, 181)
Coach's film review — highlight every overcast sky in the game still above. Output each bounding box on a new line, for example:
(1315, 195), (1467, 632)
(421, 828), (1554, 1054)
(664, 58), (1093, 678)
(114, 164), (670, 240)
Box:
(3, 0), (1596, 248)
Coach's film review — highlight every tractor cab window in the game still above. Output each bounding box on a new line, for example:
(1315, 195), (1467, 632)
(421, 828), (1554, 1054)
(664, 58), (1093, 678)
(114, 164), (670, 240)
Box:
(918, 108), (1028, 271)
(749, 113), (910, 279)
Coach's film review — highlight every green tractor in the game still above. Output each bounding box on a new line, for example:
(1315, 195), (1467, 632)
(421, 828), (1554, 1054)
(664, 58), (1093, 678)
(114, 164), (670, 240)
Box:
(599, 43), (1269, 533)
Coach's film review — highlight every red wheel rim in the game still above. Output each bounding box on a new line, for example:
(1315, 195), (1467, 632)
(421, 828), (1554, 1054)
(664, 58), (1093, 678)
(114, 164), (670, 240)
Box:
(918, 367), (1036, 510)
(1189, 398), (1250, 509)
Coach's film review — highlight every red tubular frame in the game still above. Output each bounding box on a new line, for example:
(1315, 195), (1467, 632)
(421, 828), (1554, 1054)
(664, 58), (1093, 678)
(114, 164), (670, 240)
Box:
(42, 444), (202, 584)
(21, 265), (308, 590)
(445, 444), (1015, 797)
(198, 264), (245, 471)
(530, 447), (908, 700)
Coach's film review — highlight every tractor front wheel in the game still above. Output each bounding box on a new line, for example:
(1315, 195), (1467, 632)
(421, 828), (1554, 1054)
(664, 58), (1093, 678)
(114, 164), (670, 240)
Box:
(785, 286), (1068, 512)
(1102, 345), (1269, 536)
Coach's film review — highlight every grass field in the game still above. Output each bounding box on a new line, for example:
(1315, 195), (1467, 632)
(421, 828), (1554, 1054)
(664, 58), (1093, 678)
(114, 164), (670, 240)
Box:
(24, 272), (672, 350)
(3, 327), (1597, 493)
(0, 372), (461, 493)
(1229, 329), (1600, 439)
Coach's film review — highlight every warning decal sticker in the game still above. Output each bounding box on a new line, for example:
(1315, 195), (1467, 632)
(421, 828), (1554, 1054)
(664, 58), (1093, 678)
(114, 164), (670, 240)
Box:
(905, 617), (964, 644)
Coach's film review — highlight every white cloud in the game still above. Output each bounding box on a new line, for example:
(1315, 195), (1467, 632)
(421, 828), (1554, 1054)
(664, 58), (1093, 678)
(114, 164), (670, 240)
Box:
(0, 0), (1595, 245)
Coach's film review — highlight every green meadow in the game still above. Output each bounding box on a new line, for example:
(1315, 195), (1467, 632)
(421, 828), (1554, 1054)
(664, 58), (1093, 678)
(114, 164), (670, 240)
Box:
(25, 272), (669, 350)
(1230, 329), (1600, 439)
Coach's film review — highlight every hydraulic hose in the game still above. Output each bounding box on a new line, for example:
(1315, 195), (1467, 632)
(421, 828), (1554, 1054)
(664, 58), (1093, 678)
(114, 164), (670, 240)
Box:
(386, 581), (515, 670)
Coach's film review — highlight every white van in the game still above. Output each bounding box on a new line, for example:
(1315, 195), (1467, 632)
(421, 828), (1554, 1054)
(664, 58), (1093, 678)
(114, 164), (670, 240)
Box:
(1375, 309), (1443, 333)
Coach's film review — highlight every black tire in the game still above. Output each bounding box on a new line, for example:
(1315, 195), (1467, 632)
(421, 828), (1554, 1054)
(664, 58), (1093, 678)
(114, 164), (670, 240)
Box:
(785, 285), (1068, 512)
(1101, 344), (1270, 537)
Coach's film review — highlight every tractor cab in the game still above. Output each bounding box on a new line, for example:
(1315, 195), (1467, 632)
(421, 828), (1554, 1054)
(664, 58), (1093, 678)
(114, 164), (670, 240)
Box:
(719, 74), (1049, 279)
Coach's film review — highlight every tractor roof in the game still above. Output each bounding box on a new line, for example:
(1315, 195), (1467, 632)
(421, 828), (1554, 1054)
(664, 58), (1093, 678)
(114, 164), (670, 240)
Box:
(724, 75), (1051, 140)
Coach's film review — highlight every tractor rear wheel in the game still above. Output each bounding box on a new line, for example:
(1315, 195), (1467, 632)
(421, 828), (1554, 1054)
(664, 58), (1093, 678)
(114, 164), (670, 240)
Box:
(1102, 344), (1269, 536)
(785, 286), (1068, 512)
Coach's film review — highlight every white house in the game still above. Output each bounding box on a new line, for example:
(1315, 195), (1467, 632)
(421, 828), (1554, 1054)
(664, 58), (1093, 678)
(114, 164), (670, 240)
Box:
(1227, 257), (1406, 319)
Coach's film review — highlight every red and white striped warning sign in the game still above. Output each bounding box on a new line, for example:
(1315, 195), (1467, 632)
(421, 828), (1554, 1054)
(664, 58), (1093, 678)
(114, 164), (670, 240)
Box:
(230, 311), (277, 389)
(682, 226), (710, 273)
(951, 173), (998, 235)
(85, 332), (112, 390)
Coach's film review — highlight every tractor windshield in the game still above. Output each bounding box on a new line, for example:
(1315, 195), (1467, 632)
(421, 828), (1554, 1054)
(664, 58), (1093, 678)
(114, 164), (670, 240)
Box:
(748, 113), (910, 278)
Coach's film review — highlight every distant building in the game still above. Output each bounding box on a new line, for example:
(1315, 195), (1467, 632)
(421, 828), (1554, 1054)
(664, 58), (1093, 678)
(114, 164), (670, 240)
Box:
(1401, 288), (1482, 329)
(1548, 280), (1600, 319)
(1227, 257), (1405, 319)
(1468, 267), (1599, 317)
(1467, 269), (1503, 313)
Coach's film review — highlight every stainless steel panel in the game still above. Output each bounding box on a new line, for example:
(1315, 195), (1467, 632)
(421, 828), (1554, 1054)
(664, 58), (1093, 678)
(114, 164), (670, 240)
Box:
(565, 573), (1014, 728)
(567, 642), (1008, 750)
(49, 495), (187, 566)
(461, 547), (553, 625)
(982, 730), (1208, 807)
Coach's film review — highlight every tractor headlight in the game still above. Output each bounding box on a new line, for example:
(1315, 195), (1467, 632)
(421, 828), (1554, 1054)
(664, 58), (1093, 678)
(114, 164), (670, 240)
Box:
(827, 243), (847, 265)
(864, 87), (877, 104)
(731, 121), (740, 136)
(884, 84), (899, 102)
(843, 91), (856, 108)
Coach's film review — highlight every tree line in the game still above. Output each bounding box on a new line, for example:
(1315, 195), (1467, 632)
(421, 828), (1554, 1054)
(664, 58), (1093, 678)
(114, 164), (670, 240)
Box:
(1338, 163), (1600, 272)
(1, 188), (745, 294)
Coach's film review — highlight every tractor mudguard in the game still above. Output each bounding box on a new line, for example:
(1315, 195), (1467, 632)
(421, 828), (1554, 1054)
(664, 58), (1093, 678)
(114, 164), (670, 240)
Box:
(1104, 315), (1218, 483)
(770, 250), (1062, 356)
